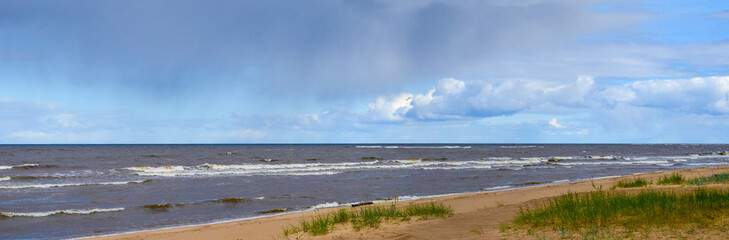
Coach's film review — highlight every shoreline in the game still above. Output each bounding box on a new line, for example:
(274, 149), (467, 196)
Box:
(74, 177), (607, 239)
(84, 165), (729, 240)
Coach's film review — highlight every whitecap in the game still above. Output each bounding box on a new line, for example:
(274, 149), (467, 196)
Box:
(123, 166), (185, 172)
(483, 185), (512, 191)
(0, 180), (147, 189)
(310, 202), (340, 209)
(0, 177), (9, 181)
(1, 207), (124, 217)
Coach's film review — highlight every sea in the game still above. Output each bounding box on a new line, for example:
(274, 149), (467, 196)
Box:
(1, 144), (729, 239)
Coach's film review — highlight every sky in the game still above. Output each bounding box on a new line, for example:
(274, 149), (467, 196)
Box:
(1, 0), (729, 144)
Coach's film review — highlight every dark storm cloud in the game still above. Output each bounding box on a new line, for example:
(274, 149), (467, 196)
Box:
(0, 0), (636, 102)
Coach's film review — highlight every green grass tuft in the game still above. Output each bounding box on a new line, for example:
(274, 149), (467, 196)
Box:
(690, 172), (729, 185)
(283, 202), (453, 236)
(657, 173), (686, 185)
(506, 188), (729, 234)
(613, 178), (649, 188)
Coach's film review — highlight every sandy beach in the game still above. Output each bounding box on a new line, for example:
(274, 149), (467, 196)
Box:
(85, 165), (729, 240)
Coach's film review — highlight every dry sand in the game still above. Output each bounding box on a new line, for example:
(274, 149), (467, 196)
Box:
(87, 166), (729, 240)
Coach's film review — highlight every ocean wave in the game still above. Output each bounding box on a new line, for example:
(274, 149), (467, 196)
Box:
(685, 162), (729, 166)
(0, 177), (9, 181)
(0, 180), (149, 189)
(482, 185), (512, 191)
(124, 157), (547, 177)
(124, 166), (185, 172)
(487, 157), (512, 160)
(1, 207), (124, 217)
(552, 160), (671, 166)
(588, 155), (615, 159)
(355, 145), (471, 149)
(140, 196), (266, 209)
(309, 202), (340, 209)
(500, 145), (537, 149)
(124, 155), (720, 178)
(0, 164), (47, 170)
(127, 160), (507, 177)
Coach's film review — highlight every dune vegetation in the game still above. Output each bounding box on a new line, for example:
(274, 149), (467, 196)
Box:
(504, 172), (729, 239)
(283, 202), (453, 237)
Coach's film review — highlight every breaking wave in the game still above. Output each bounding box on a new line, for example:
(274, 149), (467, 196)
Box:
(355, 145), (471, 149)
(482, 185), (512, 191)
(0, 164), (49, 170)
(120, 153), (729, 178)
(1, 207), (124, 217)
(124, 159), (506, 177)
(0, 180), (149, 189)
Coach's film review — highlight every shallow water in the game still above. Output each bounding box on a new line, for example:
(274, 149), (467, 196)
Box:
(1, 144), (728, 239)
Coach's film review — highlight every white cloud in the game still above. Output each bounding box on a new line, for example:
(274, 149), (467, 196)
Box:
(609, 76), (729, 114)
(549, 118), (565, 128)
(403, 76), (596, 120)
(365, 93), (414, 121)
(9, 130), (50, 139)
(368, 76), (729, 123)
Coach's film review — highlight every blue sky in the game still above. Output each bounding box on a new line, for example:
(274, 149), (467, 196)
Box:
(1, 0), (729, 144)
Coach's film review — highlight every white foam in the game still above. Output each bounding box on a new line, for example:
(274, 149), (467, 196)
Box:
(310, 202), (340, 209)
(355, 146), (382, 148)
(130, 159), (509, 177)
(554, 160), (671, 166)
(421, 166), (492, 170)
(124, 166), (185, 172)
(253, 197), (265, 200)
(483, 185), (512, 191)
(588, 155), (615, 159)
(1, 207), (124, 217)
(685, 162), (729, 166)
(0, 180), (146, 189)
(0, 177), (9, 181)
(285, 171), (340, 176)
(0, 164), (40, 170)
(552, 179), (570, 183)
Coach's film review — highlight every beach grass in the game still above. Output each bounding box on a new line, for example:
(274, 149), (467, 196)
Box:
(690, 172), (729, 185)
(283, 202), (453, 237)
(502, 188), (729, 238)
(612, 178), (649, 188)
(657, 173), (686, 185)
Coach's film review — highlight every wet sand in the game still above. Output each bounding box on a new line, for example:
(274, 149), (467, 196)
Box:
(86, 165), (729, 240)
